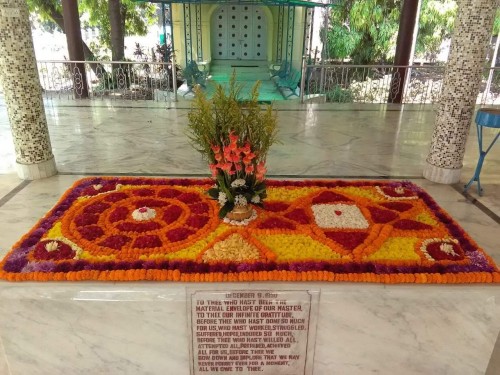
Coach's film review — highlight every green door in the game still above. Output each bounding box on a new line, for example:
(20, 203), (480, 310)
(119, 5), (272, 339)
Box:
(212, 4), (267, 60)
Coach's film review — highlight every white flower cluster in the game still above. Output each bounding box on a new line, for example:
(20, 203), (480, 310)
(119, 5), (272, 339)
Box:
(375, 186), (418, 200)
(234, 195), (248, 207)
(420, 238), (459, 261)
(132, 207), (157, 221)
(251, 195), (261, 204)
(394, 186), (405, 195)
(83, 183), (122, 198)
(312, 204), (369, 229)
(44, 237), (83, 259)
(231, 179), (246, 188)
(45, 241), (59, 252)
(218, 192), (227, 206)
(439, 243), (456, 255)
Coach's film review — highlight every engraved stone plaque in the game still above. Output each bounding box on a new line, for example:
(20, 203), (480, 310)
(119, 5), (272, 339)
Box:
(188, 289), (319, 375)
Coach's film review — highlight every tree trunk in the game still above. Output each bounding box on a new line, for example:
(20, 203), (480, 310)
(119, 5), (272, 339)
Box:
(46, 6), (104, 75)
(387, 0), (421, 104)
(108, 0), (125, 62)
(61, 0), (89, 98)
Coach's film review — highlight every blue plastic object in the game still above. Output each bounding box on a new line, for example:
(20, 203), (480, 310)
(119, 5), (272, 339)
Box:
(463, 108), (500, 195)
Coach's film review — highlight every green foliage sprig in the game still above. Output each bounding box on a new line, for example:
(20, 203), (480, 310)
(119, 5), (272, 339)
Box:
(186, 73), (279, 218)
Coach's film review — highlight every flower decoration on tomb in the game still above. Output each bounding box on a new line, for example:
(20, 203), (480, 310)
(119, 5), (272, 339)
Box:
(187, 74), (279, 223)
(1, 177), (499, 283)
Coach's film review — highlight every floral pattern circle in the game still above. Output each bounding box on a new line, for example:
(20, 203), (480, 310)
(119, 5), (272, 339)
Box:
(61, 186), (219, 258)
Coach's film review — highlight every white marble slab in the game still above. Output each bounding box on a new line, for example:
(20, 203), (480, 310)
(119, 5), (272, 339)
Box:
(0, 283), (499, 375)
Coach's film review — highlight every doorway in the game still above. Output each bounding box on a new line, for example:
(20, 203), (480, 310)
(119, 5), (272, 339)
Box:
(211, 4), (267, 60)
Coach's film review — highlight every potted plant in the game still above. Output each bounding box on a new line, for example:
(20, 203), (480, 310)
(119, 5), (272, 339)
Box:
(187, 75), (279, 223)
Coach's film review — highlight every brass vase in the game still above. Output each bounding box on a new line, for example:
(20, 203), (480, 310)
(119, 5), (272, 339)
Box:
(225, 204), (254, 221)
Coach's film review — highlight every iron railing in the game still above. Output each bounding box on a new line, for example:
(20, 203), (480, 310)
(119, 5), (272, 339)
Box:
(34, 59), (500, 106)
(36, 59), (178, 102)
(300, 62), (500, 106)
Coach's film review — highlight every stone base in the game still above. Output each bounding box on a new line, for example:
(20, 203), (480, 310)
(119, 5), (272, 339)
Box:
(16, 157), (57, 180)
(423, 161), (462, 184)
(0, 282), (498, 374)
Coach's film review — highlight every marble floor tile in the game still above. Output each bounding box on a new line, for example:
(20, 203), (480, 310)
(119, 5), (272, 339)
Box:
(462, 183), (500, 219)
(0, 173), (24, 201)
(486, 332), (500, 374)
(1, 99), (498, 180)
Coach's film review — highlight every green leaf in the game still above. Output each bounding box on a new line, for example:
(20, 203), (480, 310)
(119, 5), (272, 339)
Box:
(254, 182), (266, 191)
(325, 0), (459, 64)
(207, 188), (219, 199)
(186, 70), (279, 177)
(219, 202), (235, 219)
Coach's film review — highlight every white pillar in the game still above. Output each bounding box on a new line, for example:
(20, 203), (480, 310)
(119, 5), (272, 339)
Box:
(0, 0), (57, 179)
(423, 0), (499, 184)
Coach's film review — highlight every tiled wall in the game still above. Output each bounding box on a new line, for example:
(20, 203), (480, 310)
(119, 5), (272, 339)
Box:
(0, 0), (54, 165)
(426, 0), (499, 170)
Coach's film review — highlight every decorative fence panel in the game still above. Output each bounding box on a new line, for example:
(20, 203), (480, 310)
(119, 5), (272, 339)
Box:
(36, 60), (176, 102)
(33, 60), (500, 106)
(302, 64), (500, 105)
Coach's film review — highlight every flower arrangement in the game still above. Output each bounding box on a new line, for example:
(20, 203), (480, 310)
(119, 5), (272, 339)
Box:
(187, 74), (279, 219)
(1, 177), (500, 284)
